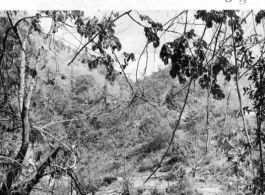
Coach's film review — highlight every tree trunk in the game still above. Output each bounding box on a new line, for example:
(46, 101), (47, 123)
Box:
(230, 15), (252, 149)
(6, 147), (61, 195)
(1, 36), (28, 193)
(0, 45), (43, 194)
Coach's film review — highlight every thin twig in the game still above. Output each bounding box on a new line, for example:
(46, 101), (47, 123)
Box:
(112, 50), (134, 92)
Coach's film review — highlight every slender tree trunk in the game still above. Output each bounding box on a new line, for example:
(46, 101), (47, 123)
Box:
(206, 85), (210, 155)
(258, 119), (264, 194)
(258, 66), (264, 194)
(224, 86), (232, 128)
(193, 129), (197, 177)
(230, 15), (252, 149)
(18, 39), (27, 113)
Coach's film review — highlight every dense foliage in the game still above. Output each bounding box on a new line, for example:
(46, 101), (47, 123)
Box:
(1, 9), (265, 195)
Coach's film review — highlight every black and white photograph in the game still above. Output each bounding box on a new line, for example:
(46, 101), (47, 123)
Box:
(1, 1), (265, 194)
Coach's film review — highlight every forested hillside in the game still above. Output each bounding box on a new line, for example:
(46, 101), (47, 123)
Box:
(0, 10), (265, 195)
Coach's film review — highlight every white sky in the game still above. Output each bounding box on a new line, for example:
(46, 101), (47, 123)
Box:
(26, 10), (195, 80)
(2, 0), (265, 10)
(7, 0), (265, 80)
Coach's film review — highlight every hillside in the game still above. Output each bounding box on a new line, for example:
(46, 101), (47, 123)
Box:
(1, 10), (265, 195)
(0, 30), (256, 195)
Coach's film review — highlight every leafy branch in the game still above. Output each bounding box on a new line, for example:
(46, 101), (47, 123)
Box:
(67, 10), (132, 66)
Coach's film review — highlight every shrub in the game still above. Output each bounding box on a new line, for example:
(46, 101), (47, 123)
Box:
(166, 141), (192, 165)
(165, 155), (184, 165)
(141, 135), (167, 153)
(136, 187), (144, 195)
(103, 176), (117, 185)
(159, 165), (171, 172)
(149, 188), (165, 195)
(120, 176), (133, 195)
(138, 158), (159, 173)
(84, 183), (98, 194)
(166, 181), (192, 195)
(138, 164), (153, 173)
(128, 134), (168, 160)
